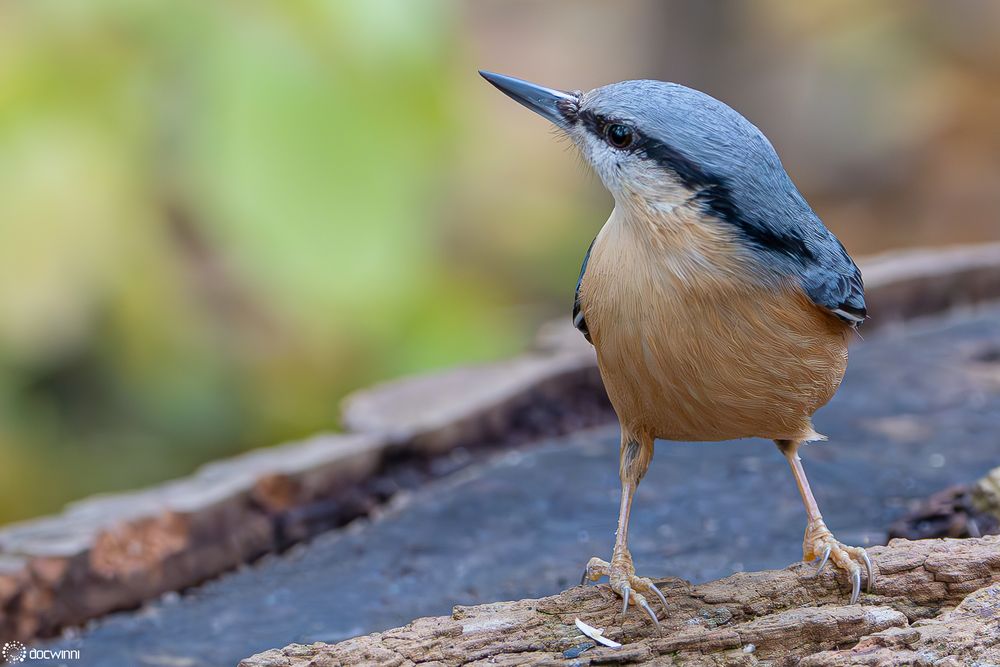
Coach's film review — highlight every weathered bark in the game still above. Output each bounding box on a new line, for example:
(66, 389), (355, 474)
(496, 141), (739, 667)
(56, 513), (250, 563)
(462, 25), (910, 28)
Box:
(241, 535), (1000, 666)
(801, 582), (1000, 666)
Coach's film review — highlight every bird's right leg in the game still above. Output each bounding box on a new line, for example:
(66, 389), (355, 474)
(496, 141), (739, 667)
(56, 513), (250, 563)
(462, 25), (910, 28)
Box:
(581, 431), (667, 628)
(776, 438), (874, 603)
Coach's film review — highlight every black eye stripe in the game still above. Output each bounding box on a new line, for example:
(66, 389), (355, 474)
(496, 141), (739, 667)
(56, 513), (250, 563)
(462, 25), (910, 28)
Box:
(577, 110), (639, 151)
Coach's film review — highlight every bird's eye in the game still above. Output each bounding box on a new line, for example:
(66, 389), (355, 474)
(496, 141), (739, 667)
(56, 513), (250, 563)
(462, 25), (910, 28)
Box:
(605, 123), (634, 149)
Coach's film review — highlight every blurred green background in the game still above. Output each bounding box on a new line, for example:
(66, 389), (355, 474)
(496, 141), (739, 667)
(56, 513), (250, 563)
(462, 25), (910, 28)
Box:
(1, 0), (999, 524)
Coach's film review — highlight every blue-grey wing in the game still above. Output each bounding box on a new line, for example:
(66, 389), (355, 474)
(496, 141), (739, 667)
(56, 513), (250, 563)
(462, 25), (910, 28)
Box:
(801, 237), (867, 326)
(572, 238), (595, 343)
(694, 180), (866, 326)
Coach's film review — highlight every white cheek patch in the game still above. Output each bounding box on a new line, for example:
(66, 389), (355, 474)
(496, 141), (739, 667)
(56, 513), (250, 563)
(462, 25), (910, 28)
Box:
(573, 130), (693, 211)
(574, 132), (624, 191)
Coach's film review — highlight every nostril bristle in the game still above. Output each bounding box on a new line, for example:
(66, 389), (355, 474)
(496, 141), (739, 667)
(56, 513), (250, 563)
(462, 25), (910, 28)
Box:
(556, 95), (581, 123)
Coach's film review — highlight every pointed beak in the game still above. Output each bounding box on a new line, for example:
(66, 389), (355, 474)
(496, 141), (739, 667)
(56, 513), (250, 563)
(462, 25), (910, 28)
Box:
(479, 70), (578, 128)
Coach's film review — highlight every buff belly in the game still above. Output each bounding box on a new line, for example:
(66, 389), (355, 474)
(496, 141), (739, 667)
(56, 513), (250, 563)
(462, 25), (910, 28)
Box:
(580, 208), (851, 443)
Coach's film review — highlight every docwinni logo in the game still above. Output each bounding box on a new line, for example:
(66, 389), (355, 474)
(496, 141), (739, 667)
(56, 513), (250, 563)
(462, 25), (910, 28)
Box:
(2, 642), (81, 663)
(2, 642), (26, 664)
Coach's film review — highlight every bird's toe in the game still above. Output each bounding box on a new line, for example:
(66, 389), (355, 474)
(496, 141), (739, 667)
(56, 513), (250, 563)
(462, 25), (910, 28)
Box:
(580, 556), (612, 585)
(803, 525), (876, 603)
(631, 575), (669, 617)
(579, 554), (665, 630)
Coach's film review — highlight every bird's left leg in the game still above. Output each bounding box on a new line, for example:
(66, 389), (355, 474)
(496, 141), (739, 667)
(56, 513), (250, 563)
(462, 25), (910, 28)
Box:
(581, 431), (667, 628)
(776, 439), (874, 603)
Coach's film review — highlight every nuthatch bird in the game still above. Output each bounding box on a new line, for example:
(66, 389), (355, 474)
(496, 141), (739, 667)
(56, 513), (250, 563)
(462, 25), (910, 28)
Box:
(480, 71), (872, 628)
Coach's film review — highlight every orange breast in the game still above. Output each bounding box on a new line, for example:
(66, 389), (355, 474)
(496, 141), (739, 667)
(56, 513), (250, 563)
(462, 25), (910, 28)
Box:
(580, 204), (850, 443)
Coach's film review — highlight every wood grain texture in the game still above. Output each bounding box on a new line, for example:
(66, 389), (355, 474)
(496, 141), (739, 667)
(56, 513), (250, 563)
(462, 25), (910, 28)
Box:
(240, 535), (1000, 667)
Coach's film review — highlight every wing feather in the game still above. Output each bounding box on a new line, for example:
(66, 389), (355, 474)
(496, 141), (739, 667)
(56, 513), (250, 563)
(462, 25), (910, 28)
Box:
(572, 238), (596, 344)
(801, 237), (867, 326)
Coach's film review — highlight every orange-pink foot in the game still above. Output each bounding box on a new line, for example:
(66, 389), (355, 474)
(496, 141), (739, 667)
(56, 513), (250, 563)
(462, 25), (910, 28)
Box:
(581, 553), (667, 630)
(804, 519), (874, 604)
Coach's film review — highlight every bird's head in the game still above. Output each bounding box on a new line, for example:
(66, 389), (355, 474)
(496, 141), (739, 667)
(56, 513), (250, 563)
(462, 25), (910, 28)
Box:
(480, 71), (867, 327)
(479, 70), (798, 220)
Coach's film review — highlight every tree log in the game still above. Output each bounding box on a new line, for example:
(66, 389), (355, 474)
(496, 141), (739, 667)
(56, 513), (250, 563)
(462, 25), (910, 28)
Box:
(241, 535), (1000, 666)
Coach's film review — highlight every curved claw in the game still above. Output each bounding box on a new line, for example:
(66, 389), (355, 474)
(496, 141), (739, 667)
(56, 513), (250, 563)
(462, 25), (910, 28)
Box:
(649, 582), (669, 616)
(860, 548), (874, 593)
(814, 545), (832, 576)
(621, 584), (630, 615)
(636, 596), (661, 633)
(849, 568), (861, 605)
(580, 567), (589, 586)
